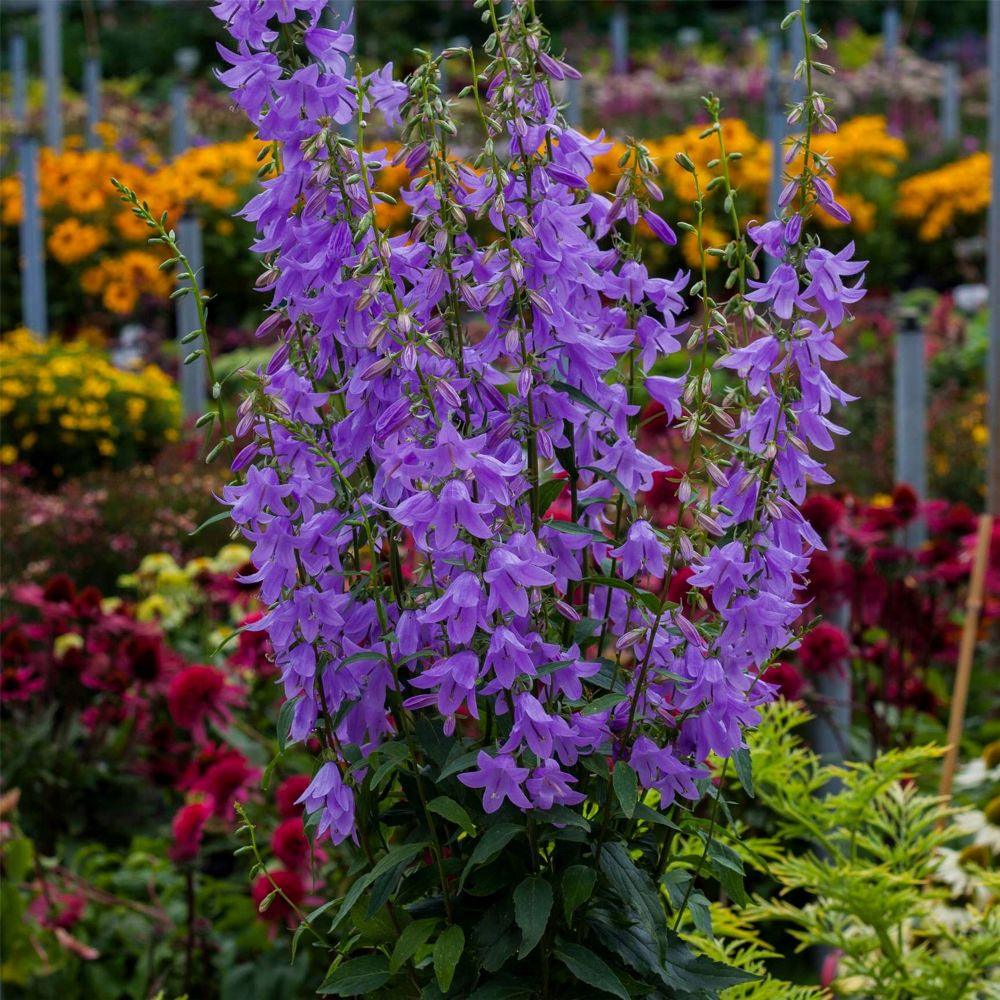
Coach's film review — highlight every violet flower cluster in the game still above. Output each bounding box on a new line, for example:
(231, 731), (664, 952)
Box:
(214, 0), (863, 849)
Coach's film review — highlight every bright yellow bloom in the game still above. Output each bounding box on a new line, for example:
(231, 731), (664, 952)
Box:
(897, 152), (991, 241)
(47, 218), (108, 264)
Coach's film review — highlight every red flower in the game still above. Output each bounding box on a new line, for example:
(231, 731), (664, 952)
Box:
(251, 869), (305, 926)
(167, 665), (241, 742)
(275, 775), (311, 818)
(169, 800), (213, 863)
(801, 494), (844, 539)
(666, 565), (694, 606)
(189, 750), (258, 819)
(271, 816), (319, 871)
(891, 483), (919, 523)
(28, 889), (86, 930)
(762, 662), (805, 701)
(798, 623), (850, 674)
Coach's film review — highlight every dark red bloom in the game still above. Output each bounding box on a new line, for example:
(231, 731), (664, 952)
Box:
(28, 889), (86, 930)
(271, 817), (314, 871)
(167, 665), (241, 742)
(275, 775), (311, 818)
(189, 750), (259, 819)
(802, 493), (844, 539)
(891, 483), (920, 523)
(798, 623), (850, 674)
(762, 662), (805, 701)
(251, 869), (305, 926)
(169, 800), (213, 863)
(42, 574), (77, 605)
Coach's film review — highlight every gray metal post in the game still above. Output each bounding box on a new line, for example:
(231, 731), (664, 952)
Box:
(883, 3), (900, 68)
(894, 308), (927, 545)
(19, 141), (48, 336)
(988, 0), (1000, 515)
(11, 33), (27, 124)
(610, 5), (628, 75)
(40, 0), (63, 150)
(84, 55), (102, 149)
(565, 75), (582, 130)
(941, 61), (961, 144)
(11, 34), (48, 336)
(176, 217), (207, 418)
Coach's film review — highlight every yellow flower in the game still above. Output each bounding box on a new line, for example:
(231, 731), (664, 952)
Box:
(54, 633), (85, 658)
(47, 218), (108, 264)
(897, 152), (991, 241)
(0, 444), (18, 464)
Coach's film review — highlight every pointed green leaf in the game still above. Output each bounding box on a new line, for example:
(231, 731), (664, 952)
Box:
(513, 875), (552, 959)
(390, 918), (439, 972)
(318, 956), (390, 995)
(427, 796), (477, 837)
(613, 762), (638, 819)
(434, 924), (465, 993)
(553, 942), (629, 1000)
(561, 865), (596, 924)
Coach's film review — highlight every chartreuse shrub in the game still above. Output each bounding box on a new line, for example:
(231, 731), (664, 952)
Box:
(677, 701), (1000, 999)
(113, 0), (869, 993)
(0, 330), (180, 479)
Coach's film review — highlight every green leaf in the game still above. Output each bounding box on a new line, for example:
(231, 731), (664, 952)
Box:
(427, 796), (476, 837)
(551, 380), (613, 420)
(582, 693), (628, 716)
(561, 865), (596, 924)
(189, 509), (230, 537)
(580, 576), (664, 615)
(581, 465), (636, 514)
(536, 477), (568, 514)
(459, 824), (522, 892)
(613, 762), (638, 819)
(544, 519), (607, 541)
(706, 839), (747, 907)
(513, 876), (553, 959)
(318, 956), (390, 995)
(553, 942), (629, 1000)
(732, 747), (754, 798)
(437, 747), (481, 782)
(434, 924), (465, 993)
(390, 918), (439, 973)
(340, 651), (385, 668)
(330, 842), (428, 932)
(599, 843), (667, 954)
(277, 697), (299, 751)
(663, 931), (758, 992)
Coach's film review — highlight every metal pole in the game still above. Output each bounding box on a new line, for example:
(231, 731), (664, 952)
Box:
(19, 141), (48, 336)
(176, 218), (207, 418)
(565, 75), (582, 130)
(84, 55), (102, 149)
(894, 308), (927, 545)
(40, 0), (63, 150)
(610, 5), (628, 75)
(988, 0), (1000, 516)
(883, 4), (900, 67)
(940, 61), (961, 144)
(11, 33), (28, 124)
(11, 33), (48, 336)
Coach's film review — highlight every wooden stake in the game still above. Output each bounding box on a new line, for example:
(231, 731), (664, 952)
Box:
(938, 514), (994, 803)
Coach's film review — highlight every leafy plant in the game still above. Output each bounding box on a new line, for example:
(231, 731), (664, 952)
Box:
(680, 701), (1000, 999)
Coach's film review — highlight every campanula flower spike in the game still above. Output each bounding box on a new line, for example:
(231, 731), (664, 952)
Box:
(213, 0), (863, 963)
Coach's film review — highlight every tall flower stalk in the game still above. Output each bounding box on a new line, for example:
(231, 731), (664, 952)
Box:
(212, 0), (864, 993)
